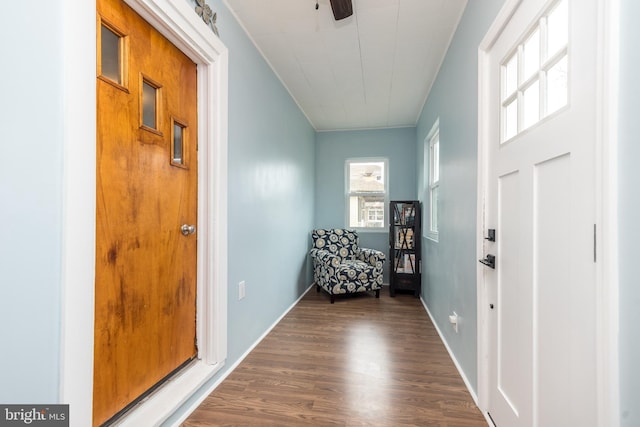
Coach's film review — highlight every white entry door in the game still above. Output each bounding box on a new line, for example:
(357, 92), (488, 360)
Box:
(482, 0), (598, 426)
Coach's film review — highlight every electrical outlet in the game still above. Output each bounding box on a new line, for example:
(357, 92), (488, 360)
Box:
(239, 281), (246, 300)
(449, 311), (459, 333)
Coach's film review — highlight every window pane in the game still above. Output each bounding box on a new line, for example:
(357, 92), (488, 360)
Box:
(430, 186), (438, 232)
(523, 29), (540, 81)
(142, 81), (157, 129)
(503, 54), (518, 99)
(173, 123), (184, 164)
(432, 139), (440, 182)
(503, 99), (518, 141)
(349, 162), (384, 193)
(547, 55), (568, 115)
(547, 0), (568, 59)
(523, 80), (540, 129)
(101, 25), (121, 84)
(349, 195), (385, 228)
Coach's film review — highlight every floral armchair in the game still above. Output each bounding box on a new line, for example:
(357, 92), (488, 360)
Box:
(309, 229), (385, 303)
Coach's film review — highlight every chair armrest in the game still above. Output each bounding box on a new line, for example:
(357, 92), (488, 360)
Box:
(357, 248), (386, 266)
(310, 248), (341, 268)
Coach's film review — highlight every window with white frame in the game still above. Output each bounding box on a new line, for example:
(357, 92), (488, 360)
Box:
(426, 122), (439, 240)
(501, 0), (568, 142)
(346, 159), (387, 229)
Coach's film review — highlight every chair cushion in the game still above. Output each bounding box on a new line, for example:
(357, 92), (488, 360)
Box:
(312, 229), (358, 260)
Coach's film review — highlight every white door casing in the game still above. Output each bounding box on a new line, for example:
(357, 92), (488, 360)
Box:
(476, 0), (618, 426)
(60, 0), (229, 425)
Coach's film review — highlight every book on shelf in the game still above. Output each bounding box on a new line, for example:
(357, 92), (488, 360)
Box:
(395, 228), (414, 249)
(403, 205), (415, 226)
(404, 253), (416, 273)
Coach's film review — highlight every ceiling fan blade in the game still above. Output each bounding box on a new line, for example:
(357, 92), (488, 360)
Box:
(329, 0), (353, 20)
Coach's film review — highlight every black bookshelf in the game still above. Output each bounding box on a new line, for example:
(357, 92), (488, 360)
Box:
(389, 201), (421, 297)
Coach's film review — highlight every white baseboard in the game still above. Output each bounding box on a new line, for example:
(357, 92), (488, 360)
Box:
(168, 283), (315, 426)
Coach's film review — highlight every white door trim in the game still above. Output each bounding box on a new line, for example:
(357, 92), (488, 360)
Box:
(475, 0), (619, 425)
(60, 0), (229, 425)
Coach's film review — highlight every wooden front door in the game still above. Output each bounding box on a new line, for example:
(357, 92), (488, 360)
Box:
(94, 0), (198, 424)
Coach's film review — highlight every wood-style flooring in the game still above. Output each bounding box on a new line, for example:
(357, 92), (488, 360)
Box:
(182, 288), (487, 426)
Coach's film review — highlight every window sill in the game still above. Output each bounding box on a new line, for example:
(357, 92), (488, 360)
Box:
(425, 231), (439, 242)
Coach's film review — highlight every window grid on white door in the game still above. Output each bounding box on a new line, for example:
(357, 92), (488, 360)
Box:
(500, 0), (568, 143)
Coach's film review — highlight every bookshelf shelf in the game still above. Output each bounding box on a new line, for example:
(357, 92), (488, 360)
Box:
(389, 201), (421, 297)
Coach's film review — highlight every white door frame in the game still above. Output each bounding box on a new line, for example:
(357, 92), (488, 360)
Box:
(60, 0), (229, 425)
(475, 0), (619, 425)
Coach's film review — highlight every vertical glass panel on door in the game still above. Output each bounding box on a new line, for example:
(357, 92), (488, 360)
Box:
(523, 80), (540, 130)
(547, 0), (568, 58)
(101, 25), (121, 84)
(173, 122), (185, 165)
(142, 81), (157, 129)
(503, 99), (518, 141)
(523, 29), (540, 81)
(547, 56), (568, 115)
(503, 54), (518, 100)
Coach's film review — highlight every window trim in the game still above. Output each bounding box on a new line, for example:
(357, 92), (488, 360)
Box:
(425, 120), (439, 242)
(345, 158), (389, 232)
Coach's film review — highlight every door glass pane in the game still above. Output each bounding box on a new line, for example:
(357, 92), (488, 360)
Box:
(173, 123), (184, 165)
(547, 0), (568, 59)
(523, 80), (540, 129)
(101, 25), (121, 84)
(523, 29), (540, 81)
(142, 81), (157, 129)
(503, 99), (518, 141)
(503, 54), (518, 100)
(547, 55), (568, 115)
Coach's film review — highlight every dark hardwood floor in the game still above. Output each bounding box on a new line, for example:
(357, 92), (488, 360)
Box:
(183, 287), (487, 426)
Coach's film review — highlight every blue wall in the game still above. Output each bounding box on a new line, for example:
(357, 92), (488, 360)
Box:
(0, 1), (64, 403)
(415, 0), (505, 394)
(164, 1), (316, 423)
(618, 0), (640, 423)
(315, 127), (417, 281)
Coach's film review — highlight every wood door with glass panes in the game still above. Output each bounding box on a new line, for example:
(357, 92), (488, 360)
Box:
(94, 0), (198, 424)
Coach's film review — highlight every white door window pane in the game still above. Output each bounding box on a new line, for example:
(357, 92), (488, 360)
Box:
(503, 54), (518, 99)
(523, 29), (540, 81)
(547, 0), (568, 58)
(504, 99), (518, 141)
(547, 55), (568, 115)
(523, 80), (540, 130)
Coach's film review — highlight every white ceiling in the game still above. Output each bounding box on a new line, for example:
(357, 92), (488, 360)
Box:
(224, 0), (468, 131)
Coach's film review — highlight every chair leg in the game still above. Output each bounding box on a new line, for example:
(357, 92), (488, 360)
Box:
(330, 294), (335, 304)
(316, 284), (320, 293)
(375, 289), (380, 298)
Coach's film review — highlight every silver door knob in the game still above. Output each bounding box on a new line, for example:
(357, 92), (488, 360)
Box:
(181, 224), (196, 236)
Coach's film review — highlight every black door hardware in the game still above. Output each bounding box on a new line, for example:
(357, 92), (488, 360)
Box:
(479, 254), (496, 269)
(485, 229), (496, 242)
